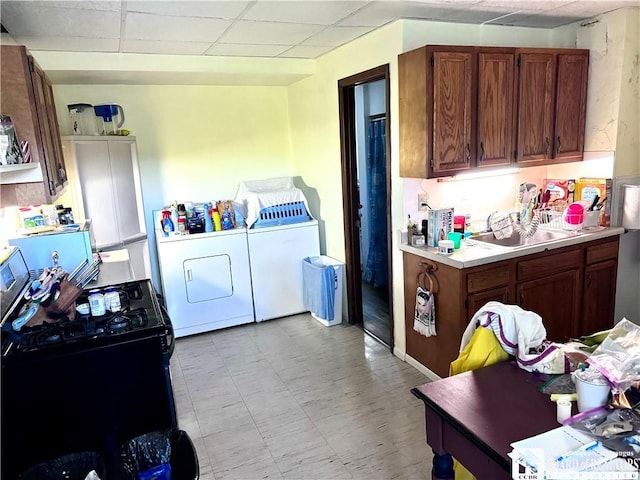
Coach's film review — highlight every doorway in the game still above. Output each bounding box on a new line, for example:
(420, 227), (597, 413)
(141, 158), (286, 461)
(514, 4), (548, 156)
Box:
(338, 65), (393, 349)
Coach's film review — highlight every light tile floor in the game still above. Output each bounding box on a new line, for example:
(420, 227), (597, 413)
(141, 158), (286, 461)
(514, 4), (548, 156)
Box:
(170, 314), (433, 480)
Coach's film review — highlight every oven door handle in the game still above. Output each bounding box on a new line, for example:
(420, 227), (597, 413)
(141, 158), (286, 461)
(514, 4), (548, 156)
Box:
(160, 304), (175, 358)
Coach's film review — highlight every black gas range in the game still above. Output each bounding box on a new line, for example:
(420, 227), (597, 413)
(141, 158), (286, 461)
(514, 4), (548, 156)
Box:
(1, 266), (178, 478)
(1, 280), (174, 359)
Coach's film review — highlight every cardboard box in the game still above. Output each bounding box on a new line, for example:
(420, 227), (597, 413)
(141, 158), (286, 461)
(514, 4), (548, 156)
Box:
(542, 179), (574, 206)
(575, 178), (612, 226)
(427, 207), (454, 247)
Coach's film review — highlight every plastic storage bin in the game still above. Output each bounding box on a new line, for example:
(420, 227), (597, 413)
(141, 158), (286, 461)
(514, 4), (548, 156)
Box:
(253, 201), (311, 228)
(302, 256), (344, 326)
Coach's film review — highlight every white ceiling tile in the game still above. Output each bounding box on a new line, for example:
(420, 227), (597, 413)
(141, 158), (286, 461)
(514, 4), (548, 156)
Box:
(278, 44), (335, 58)
(338, 1), (472, 27)
(474, 0), (575, 12)
(301, 25), (375, 46)
(126, 1), (249, 19)
(542, 1), (640, 17)
(124, 12), (232, 42)
(243, 1), (368, 25)
(220, 20), (324, 44)
(503, 13), (582, 28)
(1, 4), (120, 38)
(2, 1), (120, 12)
(204, 43), (291, 57)
(12, 35), (119, 52)
(122, 39), (211, 55)
(440, 8), (516, 24)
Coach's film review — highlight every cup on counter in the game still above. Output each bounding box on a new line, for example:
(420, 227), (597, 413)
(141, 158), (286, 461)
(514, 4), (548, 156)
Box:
(447, 232), (462, 249)
(573, 368), (611, 412)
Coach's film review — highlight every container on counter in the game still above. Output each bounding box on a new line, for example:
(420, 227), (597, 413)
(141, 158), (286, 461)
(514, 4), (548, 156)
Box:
(438, 239), (454, 255)
(88, 289), (106, 316)
(104, 287), (121, 312)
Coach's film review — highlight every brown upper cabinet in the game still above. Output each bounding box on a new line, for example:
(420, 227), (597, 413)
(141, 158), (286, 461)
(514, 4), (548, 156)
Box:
(515, 48), (589, 164)
(1, 45), (67, 206)
(399, 45), (589, 178)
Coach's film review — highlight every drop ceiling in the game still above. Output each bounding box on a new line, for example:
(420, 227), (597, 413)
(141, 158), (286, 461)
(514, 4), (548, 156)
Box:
(2, 0), (638, 60)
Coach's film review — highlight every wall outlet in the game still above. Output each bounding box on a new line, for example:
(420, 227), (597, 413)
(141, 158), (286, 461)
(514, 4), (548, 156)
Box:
(418, 193), (429, 211)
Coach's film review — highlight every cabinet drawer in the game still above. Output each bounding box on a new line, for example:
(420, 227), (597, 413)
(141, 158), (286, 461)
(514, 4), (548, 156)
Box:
(467, 264), (511, 293)
(586, 238), (619, 264)
(517, 248), (581, 281)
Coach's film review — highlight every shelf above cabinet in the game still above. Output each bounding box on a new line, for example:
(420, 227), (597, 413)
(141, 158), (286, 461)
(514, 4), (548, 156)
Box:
(0, 162), (43, 184)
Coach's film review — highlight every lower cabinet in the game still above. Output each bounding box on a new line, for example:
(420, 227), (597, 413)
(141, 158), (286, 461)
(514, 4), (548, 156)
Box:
(404, 235), (620, 377)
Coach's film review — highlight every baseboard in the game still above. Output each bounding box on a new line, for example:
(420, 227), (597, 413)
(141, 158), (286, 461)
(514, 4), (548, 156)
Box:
(405, 354), (442, 381)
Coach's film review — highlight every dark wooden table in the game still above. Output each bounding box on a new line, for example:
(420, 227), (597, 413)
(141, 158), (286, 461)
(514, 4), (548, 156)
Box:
(412, 361), (561, 480)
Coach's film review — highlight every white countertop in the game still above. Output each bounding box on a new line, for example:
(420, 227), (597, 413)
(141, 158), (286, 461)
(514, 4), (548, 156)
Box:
(399, 227), (625, 269)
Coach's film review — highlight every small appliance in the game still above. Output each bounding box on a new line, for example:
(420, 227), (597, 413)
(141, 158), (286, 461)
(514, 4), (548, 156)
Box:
(67, 103), (99, 136)
(94, 103), (125, 135)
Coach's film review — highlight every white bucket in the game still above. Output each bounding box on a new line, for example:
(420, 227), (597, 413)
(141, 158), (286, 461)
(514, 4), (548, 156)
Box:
(573, 369), (611, 413)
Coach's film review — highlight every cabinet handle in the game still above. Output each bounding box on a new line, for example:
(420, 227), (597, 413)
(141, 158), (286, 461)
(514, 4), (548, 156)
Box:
(556, 136), (562, 154)
(519, 289), (524, 304)
(465, 144), (471, 161)
(545, 137), (550, 156)
(186, 269), (193, 282)
(479, 142), (485, 160)
(586, 273), (592, 288)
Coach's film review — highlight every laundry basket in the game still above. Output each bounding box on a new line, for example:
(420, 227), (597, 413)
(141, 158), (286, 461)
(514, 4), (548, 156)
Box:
(303, 256), (344, 326)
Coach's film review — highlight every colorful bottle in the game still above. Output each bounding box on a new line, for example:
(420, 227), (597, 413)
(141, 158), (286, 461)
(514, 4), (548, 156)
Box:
(212, 206), (222, 232)
(161, 210), (174, 236)
(203, 203), (213, 232)
(170, 204), (179, 227)
(177, 216), (187, 234)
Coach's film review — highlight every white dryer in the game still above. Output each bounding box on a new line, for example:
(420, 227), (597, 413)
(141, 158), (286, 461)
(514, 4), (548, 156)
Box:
(156, 229), (254, 337)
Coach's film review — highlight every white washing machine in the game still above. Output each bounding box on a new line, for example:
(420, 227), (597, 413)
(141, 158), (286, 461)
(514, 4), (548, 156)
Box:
(247, 219), (320, 322)
(156, 229), (254, 337)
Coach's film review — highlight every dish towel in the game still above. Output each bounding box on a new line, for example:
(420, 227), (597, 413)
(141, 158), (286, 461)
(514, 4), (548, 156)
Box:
(413, 286), (436, 337)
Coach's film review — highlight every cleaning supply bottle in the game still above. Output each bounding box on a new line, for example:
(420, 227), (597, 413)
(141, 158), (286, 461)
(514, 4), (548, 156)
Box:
(212, 206), (222, 232)
(161, 210), (174, 236)
(203, 203), (214, 232)
(170, 203), (179, 227)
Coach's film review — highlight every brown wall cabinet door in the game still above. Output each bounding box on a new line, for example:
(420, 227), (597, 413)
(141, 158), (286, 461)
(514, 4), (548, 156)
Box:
(516, 52), (556, 162)
(477, 52), (515, 168)
(554, 53), (589, 160)
(468, 286), (511, 317)
(431, 50), (474, 176)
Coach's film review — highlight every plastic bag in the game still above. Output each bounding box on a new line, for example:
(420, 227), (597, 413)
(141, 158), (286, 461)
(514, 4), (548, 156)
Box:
(587, 318), (640, 392)
(119, 428), (198, 480)
(564, 406), (640, 459)
(21, 451), (105, 480)
(120, 429), (171, 479)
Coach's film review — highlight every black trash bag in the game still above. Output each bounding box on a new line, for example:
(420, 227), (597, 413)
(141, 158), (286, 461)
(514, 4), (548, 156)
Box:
(20, 451), (105, 480)
(119, 428), (199, 480)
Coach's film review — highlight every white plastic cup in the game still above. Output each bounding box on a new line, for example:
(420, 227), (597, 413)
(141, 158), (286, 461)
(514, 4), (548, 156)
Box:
(556, 399), (572, 424)
(573, 369), (611, 413)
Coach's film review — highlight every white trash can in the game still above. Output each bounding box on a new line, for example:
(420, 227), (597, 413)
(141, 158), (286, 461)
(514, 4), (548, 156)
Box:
(302, 256), (344, 326)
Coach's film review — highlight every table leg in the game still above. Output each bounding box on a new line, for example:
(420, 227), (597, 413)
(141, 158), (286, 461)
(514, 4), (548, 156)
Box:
(432, 451), (454, 480)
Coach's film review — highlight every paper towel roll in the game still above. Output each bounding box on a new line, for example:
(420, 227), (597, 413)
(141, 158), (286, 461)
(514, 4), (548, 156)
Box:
(622, 184), (640, 230)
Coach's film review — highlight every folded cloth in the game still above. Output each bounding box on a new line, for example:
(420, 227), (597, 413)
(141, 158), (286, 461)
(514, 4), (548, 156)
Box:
(413, 286), (436, 337)
(459, 301), (572, 374)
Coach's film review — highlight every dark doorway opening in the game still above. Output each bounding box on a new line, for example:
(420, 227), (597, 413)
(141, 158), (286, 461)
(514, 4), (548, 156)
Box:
(338, 65), (393, 349)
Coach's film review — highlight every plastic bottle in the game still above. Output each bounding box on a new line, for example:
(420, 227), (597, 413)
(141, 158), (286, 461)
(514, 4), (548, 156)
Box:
(177, 216), (187, 234)
(203, 203), (213, 232)
(161, 210), (174, 236)
(88, 289), (106, 316)
(212, 206), (222, 232)
(170, 204), (179, 227)
(104, 287), (121, 312)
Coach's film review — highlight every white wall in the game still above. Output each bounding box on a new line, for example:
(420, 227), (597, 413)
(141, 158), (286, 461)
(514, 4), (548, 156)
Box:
(52, 85), (293, 288)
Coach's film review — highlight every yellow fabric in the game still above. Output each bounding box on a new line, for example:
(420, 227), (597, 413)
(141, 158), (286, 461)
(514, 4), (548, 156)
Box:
(448, 327), (509, 480)
(449, 326), (509, 376)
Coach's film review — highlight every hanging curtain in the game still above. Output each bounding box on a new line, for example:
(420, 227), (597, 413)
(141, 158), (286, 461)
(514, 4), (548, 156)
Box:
(363, 117), (388, 288)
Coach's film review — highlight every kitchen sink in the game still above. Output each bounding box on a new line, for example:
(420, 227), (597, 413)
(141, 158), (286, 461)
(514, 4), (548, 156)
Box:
(469, 229), (573, 249)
